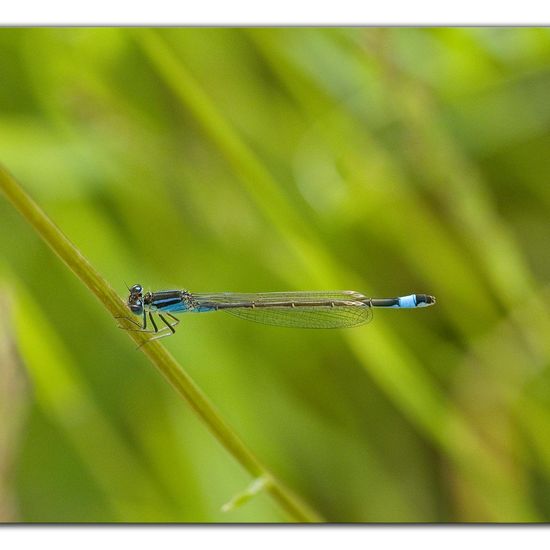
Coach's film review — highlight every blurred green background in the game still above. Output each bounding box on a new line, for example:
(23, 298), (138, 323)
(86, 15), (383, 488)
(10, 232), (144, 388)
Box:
(1, 27), (550, 523)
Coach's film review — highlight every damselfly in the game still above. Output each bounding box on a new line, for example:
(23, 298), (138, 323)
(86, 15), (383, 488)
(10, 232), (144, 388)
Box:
(120, 284), (436, 342)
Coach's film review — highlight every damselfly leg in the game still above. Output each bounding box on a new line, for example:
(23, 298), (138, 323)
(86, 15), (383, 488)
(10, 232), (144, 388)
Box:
(117, 311), (180, 342)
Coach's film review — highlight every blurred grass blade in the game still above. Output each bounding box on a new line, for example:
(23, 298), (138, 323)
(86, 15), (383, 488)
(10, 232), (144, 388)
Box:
(221, 475), (271, 513)
(0, 289), (27, 521)
(12, 279), (175, 521)
(0, 162), (323, 523)
(136, 29), (539, 521)
(248, 30), (501, 336)
(136, 28), (340, 289)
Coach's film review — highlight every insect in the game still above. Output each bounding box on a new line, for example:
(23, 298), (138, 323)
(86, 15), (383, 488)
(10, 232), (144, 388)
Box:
(120, 284), (436, 343)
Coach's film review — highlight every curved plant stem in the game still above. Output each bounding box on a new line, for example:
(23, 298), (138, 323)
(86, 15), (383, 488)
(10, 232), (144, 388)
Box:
(0, 162), (323, 523)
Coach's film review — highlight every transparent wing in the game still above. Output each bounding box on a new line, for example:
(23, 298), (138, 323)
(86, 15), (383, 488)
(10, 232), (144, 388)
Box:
(191, 291), (373, 329)
(222, 305), (373, 329)
(192, 290), (370, 303)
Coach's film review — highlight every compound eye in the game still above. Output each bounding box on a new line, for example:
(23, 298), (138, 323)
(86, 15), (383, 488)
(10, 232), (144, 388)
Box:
(130, 301), (143, 315)
(130, 284), (143, 294)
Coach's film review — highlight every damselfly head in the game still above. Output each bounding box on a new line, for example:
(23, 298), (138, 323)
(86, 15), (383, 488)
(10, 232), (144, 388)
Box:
(130, 284), (142, 295)
(127, 283), (144, 315)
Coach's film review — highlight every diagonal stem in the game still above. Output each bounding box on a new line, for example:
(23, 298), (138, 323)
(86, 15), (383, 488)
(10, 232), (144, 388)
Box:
(0, 162), (323, 523)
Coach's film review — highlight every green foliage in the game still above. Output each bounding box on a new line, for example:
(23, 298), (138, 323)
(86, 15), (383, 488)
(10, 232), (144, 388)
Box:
(1, 27), (550, 522)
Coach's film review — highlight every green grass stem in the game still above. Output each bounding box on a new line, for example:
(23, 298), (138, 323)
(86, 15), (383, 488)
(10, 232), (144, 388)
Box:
(0, 162), (323, 523)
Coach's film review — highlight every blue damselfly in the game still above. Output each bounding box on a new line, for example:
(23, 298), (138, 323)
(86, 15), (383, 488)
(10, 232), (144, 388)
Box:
(121, 284), (436, 342)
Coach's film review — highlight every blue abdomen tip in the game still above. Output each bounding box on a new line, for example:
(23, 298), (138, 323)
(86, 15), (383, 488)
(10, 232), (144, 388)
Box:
(398, 295), (417, 308)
